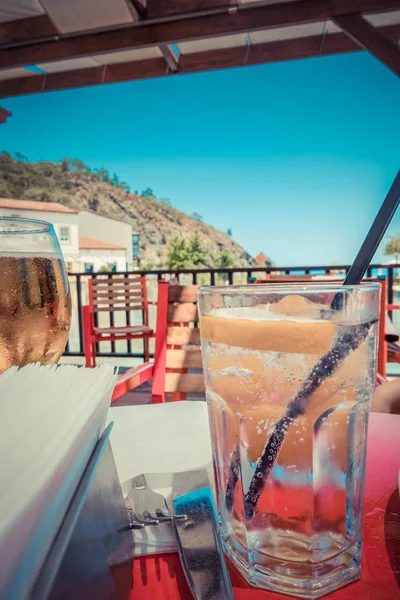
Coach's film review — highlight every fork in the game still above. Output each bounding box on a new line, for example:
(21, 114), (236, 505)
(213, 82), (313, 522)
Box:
(126, 474), (186, 529)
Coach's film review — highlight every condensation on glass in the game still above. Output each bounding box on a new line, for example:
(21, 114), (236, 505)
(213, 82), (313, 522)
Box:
(0, 217), (72, 373)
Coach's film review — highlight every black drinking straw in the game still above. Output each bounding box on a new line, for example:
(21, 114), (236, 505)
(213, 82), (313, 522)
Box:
(344, 170), (400, 285)
(226, 170), (400, 520)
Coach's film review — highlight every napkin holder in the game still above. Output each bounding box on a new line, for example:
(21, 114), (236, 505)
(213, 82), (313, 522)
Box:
(11, 423), (133, 600)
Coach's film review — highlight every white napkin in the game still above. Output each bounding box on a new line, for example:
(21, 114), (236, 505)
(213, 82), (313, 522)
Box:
(107, 401), (213, 556)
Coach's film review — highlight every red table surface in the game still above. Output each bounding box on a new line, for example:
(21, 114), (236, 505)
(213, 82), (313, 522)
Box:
(113, 413), (400, 600)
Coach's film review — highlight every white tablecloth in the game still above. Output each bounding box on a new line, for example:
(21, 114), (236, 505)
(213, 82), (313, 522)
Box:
(107, 401), (213, 555)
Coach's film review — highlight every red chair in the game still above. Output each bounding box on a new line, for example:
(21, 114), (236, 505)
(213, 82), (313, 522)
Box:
(384, 303), (400, 368)
(83, 275), (154, 368)
(109, 278), (390, 404)
(152, 281), (204, 404)
(150, 278), (388, 403)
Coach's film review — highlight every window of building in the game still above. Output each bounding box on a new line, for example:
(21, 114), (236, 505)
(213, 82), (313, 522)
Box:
(84, 263), (94, 273)
(59, 226), (70, 243)
(132, 234), (140, 258)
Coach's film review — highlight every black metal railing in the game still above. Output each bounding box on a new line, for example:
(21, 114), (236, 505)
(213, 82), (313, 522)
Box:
(64, 263), (400, 360)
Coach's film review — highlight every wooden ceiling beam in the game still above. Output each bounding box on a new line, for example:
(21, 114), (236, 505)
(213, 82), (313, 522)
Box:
(0, 75), (45, 97)
(0, 0), (398, 70)
(147, 0), (235, 19)
(1, 24), (399, 99)
(106, 57), (168, 82)
(333, 13), (400, 77)
(159, 44), (179, 71)
(130, 0), (148, 19)
(0, 14), (58, 46)
(179, 32), (350, 73)
(180, 23), (400, 72)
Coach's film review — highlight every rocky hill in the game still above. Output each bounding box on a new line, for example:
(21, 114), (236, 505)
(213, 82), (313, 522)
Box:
(0, 153), (264, 268)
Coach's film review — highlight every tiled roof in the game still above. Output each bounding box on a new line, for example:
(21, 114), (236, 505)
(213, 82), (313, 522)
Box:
(79, 236), (125, 250)
(255, 252), (268, 265)
(0, 198), (77, 214)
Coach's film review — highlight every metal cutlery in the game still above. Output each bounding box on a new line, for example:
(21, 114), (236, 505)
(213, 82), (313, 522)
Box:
(172, 469), (234, 600)
(123, 471), (234, 599)
(124, 473), (187, 530)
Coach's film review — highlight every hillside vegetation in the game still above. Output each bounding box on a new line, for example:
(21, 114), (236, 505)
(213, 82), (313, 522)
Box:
(0, 152), (266, 268)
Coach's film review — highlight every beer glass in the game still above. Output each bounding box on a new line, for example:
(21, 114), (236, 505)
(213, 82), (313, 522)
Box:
(0, 217), (72, 372)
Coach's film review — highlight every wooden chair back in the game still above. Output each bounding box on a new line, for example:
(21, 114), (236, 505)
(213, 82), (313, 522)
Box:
(88, 275), (148, 320)
(152, 282), (204, 403)
(84, 274), (153, 369)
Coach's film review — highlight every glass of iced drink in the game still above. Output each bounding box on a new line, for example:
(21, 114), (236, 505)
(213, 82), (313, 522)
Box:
(198, 283), (380, 599)
(0, 217), (71, 373)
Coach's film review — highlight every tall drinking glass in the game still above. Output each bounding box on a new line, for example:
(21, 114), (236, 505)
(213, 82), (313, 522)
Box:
(198, 283), (380, 599)
(0, 217), (71, 373)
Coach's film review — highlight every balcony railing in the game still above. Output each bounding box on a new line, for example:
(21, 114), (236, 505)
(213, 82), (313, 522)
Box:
(64, 263), (400, 361)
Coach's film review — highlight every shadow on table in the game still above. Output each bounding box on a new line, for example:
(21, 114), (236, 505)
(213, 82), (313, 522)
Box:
(384, 488), (400, 588)
(128, 553), (193, 600)
(112, 379), (206, 406)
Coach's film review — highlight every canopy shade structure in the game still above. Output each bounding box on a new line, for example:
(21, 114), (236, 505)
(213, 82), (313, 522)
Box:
(0, 0), (398, 105)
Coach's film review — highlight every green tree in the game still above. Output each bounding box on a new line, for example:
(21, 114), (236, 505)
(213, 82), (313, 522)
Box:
(112, 173), (119, 186)
(159, 197), (172, 206)
(15, 152), (27, 162)
(97, 168), (110, 183)
(71, 158), (90, 173)
(0, 180), (11, 196)
(215, 249), (233, 269)
(192, 212), (203, 222)
(140, 261), (154, 271)
(165, 234), (209, 269)
(189, 232), (208, 267)
(166, 237), (190, 269)
(61, 157), (71, 172)
(227, 228), (232, 237)
(119, 181), (130, 192)
(142, 187), (155, 197)
(385, 235), (400, 262)
(98, 264), (114, 272)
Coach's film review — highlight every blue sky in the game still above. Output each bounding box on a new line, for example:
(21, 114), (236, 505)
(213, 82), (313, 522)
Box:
(1, 51), (399, 267)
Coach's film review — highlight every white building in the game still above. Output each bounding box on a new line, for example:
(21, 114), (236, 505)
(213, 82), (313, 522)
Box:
(79, 210), (134, 266)
(0, 198), (137, 272)
(78, 236), (127, 272)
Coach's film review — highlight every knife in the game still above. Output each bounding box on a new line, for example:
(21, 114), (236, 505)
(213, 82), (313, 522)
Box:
(172, 469), (234, 600)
